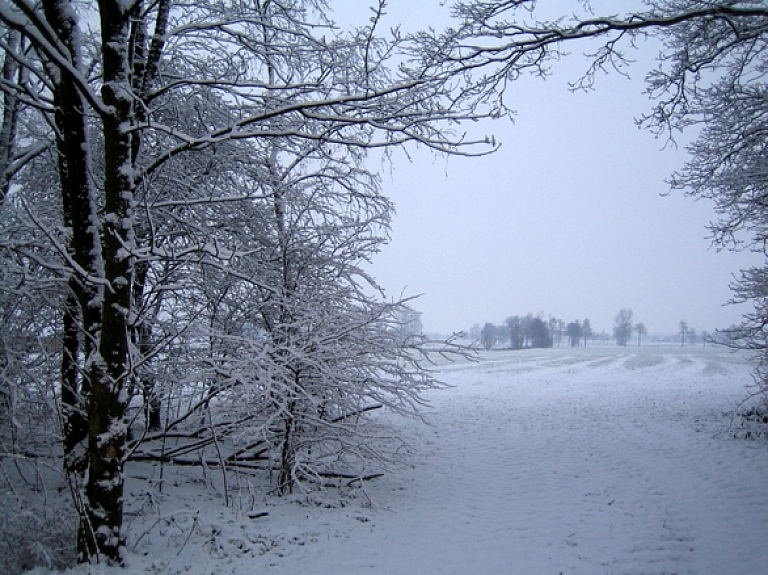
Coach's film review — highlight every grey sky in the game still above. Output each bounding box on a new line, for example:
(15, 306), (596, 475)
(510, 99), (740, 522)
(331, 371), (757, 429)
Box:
(337, 0), (763, 336)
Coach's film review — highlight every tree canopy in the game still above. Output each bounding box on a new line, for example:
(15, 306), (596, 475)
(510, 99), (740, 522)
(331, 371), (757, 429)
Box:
(0, 0), (494, 562)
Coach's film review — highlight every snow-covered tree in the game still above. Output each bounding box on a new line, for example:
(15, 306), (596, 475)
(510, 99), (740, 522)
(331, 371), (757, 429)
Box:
(480, 322), (498, 350)
(566, 320), (582, 348)
(635, 322), (647, 347)
(529, 317), (552, 348)
(614, 309), (634, 347)
(582, 318), (593, 348)
(393, 306), (424, 343)
(506, 315), (524, 349)
(0, 0), (499, 563)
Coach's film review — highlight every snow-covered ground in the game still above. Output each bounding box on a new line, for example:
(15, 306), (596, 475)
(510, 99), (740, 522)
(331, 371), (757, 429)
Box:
(32, 346), (768, 575)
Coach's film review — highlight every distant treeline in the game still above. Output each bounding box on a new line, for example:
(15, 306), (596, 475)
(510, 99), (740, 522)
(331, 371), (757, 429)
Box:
(469, 309), (709, 350)
(469, 314), (596, 350)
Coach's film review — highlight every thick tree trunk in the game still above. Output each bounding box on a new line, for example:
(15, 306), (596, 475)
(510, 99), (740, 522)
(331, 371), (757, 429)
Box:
(60, 291), (95, 557)
(41, 0), (106, 560)
(41, 0), (135, 562)
(78, 0), (136, 563)
(61, 292), (87, 474)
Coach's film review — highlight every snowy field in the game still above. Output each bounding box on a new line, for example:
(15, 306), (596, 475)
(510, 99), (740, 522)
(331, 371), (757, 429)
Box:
(31, 346), (768, 575)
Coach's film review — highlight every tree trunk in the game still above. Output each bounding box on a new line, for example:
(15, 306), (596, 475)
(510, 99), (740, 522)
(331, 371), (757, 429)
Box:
(0, 30), (20, 203)
(79, 0), (136, 563)
(132, 261), (162, 432)
(126, 0), (171, 435)
(41, 0), (107, 560)
(278, 402), (296, 495)
(61, 292), (87, 474)
(42, 0), (135, 562)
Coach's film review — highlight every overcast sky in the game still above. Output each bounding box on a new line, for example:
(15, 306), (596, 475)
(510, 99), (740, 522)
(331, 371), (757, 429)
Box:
(336, 0), (763, 336)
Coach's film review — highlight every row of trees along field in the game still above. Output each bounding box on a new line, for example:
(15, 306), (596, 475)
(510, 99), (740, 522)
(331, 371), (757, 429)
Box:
(474, 309), (709, 350)
(474, 316), (602, 350)
(472, 315), (592, 350)
(613, 309), (708, 347)
(2, 0), (768, 569)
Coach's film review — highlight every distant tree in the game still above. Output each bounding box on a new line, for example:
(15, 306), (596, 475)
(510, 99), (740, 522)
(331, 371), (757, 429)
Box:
(548, 317), (557, 347)
(635, 322), (648, 347)
(522, 313), (533, 348)
(530, 317), (553, 349)
(481, 322), (498, 350)
(506, 316), (524, 350)
(566, 320), (583, 348)
(688, 328), (699, 346)
(613, 309), (634, 347)
(469, 323), (482, 341)
(582, 319), (593, 348)
(680, 320), (689, 347)
(495, 324), (510, 347)
(556, 319), (565, 347)
(701, 330), (710, 347)
(394, 306), (423, 342)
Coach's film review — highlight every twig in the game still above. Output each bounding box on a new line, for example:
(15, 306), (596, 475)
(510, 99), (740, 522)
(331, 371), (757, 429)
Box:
(176, 511), (199, 556)
(207, 403), (228, 507)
